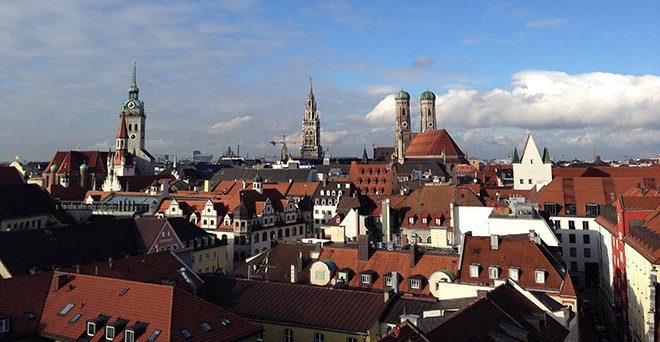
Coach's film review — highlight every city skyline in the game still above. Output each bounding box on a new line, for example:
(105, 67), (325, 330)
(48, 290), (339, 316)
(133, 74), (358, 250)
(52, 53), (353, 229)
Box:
(2, 1), (660, 162)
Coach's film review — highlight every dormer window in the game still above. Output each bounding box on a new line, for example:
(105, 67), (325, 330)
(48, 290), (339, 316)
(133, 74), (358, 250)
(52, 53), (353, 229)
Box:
(87, 322), (97, 336)
(509, 267), (520, 281)
(535, 269), (546, 284)
(408, 275), (424, 292)
(408, 217), (414, 224)
(469, 264), (480, 278)
(106, 326), (116, 340)
(422, 217), (427, 224)
(488, 266), (499, 279)
(383, 274), (393, 288)
(360, 274), (371, 285)
(0, 316), (10, 334)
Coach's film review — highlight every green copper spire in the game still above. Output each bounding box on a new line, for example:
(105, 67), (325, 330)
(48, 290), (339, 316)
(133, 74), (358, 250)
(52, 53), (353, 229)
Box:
(173, 153), (178, 168)
(542, 147), (551, 164)
(512, 147), (520, 164)
(128, 59), (139, 98)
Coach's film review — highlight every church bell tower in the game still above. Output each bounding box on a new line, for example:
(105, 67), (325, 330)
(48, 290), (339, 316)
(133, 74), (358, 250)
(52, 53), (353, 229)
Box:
(299, 78), (322, 160)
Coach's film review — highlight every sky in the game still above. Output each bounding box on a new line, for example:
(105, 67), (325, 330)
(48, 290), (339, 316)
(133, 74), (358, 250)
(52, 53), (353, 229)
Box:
(2, 1), (660, 163)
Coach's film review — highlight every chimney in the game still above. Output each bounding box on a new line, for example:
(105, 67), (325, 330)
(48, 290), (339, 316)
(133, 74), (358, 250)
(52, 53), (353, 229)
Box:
(529, 230), (541, 244)
(384, 289), (393, 302)
(297, 251), (304, 272)
(108, 257), (114, 270)
(490, 234), (499, 250)
(247, 264), (252, 280)
(410, 243), (417, 267)
(358, 235), (370, 261)
(75, 265), (81, 274)
(55, 273), (70, 291)
(399, 313), (421, 328)
(290, 264), (298, 283)
(242, 180), (247, 189)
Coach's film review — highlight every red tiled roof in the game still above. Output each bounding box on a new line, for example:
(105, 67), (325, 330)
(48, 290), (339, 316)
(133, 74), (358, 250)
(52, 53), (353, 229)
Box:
(0, 271), (53, 338)
(46, 151), (109, 175)
(0, 166), (24, 185)
(316, 246), (459, 295)
(61, 251), (203, 294)
(531, 177), (657, 216)
(117, 114), (128, 139)
(374, 320), (430, 342)
(205, 277), (391, 334)
(348, 162), (395, 195)
(395, 184), (483, 229)
(404, 129), (467, 162)
(460, 235), (567, 292)
(39, 272), (261, 342)
(553, 166), (660, 179)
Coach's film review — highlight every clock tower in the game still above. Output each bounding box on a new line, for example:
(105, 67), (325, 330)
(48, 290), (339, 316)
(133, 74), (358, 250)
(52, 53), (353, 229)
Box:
(118, 60), (154, 174)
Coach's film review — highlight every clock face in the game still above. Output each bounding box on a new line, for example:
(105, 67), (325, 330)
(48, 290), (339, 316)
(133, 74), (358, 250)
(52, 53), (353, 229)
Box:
(130, 133), (137, 140)
(127, 101), (135, 109)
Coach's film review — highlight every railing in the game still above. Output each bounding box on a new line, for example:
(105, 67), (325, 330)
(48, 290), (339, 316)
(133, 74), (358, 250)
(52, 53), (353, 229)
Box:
(59, 201), (151, 215)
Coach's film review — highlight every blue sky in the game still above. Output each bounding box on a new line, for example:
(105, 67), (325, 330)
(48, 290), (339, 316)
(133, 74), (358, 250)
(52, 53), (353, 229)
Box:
(1, 1), (660, 162)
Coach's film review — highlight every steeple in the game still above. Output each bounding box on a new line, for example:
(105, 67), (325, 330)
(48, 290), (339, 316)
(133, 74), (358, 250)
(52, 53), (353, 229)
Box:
(116, 114), (128, 150)
(362, 144), (368, 164)
(542, 147), (551, 164)
(300, 78), (322, 160)
(512, 147), (520, 164)
(128, 59), (139, 100)
(308, 77), (314, 101)
(173, 153), (178, 168)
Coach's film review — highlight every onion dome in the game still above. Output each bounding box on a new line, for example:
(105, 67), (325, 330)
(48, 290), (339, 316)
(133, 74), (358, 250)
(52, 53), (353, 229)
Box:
(50, 163), (58, 172)
(80, 162), (89, 171)
(395, 90), (410, 100)
(420, 90), (436, 101)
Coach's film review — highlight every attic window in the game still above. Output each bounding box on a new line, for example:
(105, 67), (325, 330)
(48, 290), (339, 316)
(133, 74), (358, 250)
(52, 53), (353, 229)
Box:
(87, 322), (97, 336)
(435, 218), (442, 225)
(544, 203), (558, 216)
(219, 316), (231, 326)
(23, 312), (35, 320)
(58, 303), (75, 316)
(202, 322), (212, 332)
(469, 264), (480, 278)
(125, 330), (135, 342)
(488, 266), (499, 279)
(180, 329), (192, 339)
(147, 329), (162, 342)
(422, 217), (427, 224)
(408, 217), (414, 224)
(106, 326), (116, 340)
(509, 267), (520, 281)
(0, 316), (9, 333)
(535, 269), (546, 284)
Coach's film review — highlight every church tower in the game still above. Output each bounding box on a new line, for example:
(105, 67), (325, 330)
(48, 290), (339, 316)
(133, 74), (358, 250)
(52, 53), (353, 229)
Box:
(420, 90), (436, 133)
(299, 78), (322, 160)
(394, 90), (412, 164)
(120, 60), (155, 174)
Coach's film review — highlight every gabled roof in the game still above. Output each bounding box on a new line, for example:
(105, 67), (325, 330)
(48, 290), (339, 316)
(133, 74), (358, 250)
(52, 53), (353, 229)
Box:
(426, 283), (569, 341)
(316, 246), (459, 295)
(39, 272), (261, 342)
(230, 242), (319, 283)
(0, 219), (138, 276)
(61, 251), (204, 293)
(404, 129), (466, 162)
(552, 166), (660, 179)
(395, 184), (484, 229)
(0, 271), (53, 338)
(204, 276), (391, 334)
(0, 166), (24, 185)
(459, 235), (568, 293)
(46, 151), (108, 175)
(348, 162), (395, 195)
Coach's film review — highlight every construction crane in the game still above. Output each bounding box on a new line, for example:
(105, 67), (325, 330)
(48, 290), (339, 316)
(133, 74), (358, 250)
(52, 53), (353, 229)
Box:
(269, 135), (299, 162)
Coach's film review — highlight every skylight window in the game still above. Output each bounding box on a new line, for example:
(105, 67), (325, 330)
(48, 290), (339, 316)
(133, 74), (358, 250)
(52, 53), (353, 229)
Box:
(147, 329), (162, 342)
(69, 313), (82, 324)
(23, 312), (35, 320)
(219, 316), (231, 326)
(120, 287), (130, 296)
(202, 322), (212, 332)
(180, 329), (192, 339)
(58, 303), (75, 316)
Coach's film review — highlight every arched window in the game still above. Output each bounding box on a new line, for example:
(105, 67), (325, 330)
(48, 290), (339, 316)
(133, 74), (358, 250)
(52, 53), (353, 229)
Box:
(221, 235), (228, 242)
(241, 221), (246, 228)
(262, 232), (268, 241)
(128, 123), (132, 131)
(426, 236), (432, 243)
(254, 233), (259, 243)
(278, 229), (283, 238)
(203, 220), (207, 225)
(270, 231), (276, 240)
(285, 228), (290, 237)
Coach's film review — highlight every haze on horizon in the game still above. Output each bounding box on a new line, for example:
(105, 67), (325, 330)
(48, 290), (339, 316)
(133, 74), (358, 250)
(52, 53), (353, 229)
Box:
(1, 1), (659, 163)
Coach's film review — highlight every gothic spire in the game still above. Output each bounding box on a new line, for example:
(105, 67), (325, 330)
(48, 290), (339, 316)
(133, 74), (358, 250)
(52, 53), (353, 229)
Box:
(128, 59), (139, 99)
(308, 77), (314, 100)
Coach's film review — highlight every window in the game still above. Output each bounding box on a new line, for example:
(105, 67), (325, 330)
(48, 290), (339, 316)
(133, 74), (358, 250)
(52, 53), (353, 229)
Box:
(125, 330), (135, 342)
(58, 303), (75, 316)
(284, 329), (293, 342)
(509, 267), (519, 281)
(360, 274), (371, 285)
(315, 271), (325, 281)
(568, 221), (575, 230)
(106, 326), (116, 340)
(535, 270), (546, 284)
(584, 248), (591, 258)
(314, 333), (324, 342)
(544, 203), (558, 216)
(585, 204), (599, 217)
(565, 203), (577, 216)
(555, 220), (561, 229)
(570, 248), (577, 257)
(488, 266), (499, 279)
(469, 264), (480, 277)
(520, 179), (524, 184)
(257, 332), (264, 341)
(555, 233), (562, 242)
(384, 276), (393, 287)
(87, 322), (96, 336)
(180, 329), (192, 339)
(0, 318), (9, 333)
(583, 235), (590, 244)
(410, 279), (421, 290)
(69, 313), (82, 324)
(569, 234), (576, 243)
(198, 254), (203, 262)
(582, 221), (589, 230)
(528, 179), (532, 184)
(219, 316), (231, 326)
(571, 262), (578, 271)
(202, 322), (212, 332)
(408, 217), (414, 224)
(206, 253), (210, 261)
(147, 329), (162, 342)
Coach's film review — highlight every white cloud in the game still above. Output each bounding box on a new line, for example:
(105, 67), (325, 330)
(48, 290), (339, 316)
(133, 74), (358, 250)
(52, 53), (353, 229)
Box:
(526, 18), (567, 28)
(208, 116), (252, 134)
